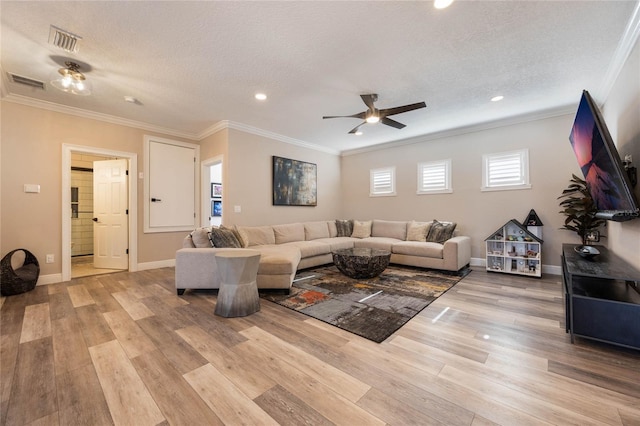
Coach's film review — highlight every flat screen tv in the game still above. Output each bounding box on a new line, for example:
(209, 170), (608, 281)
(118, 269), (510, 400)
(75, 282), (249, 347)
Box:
(568, 90), (639, 221)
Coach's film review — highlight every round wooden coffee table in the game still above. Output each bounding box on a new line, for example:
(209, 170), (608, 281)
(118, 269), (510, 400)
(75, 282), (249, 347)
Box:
(214, 250), (261, 317)
(332, 247), (391, 279)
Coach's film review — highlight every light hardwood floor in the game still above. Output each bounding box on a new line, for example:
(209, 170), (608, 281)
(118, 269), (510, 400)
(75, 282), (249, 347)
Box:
(1, 267), (639, 425)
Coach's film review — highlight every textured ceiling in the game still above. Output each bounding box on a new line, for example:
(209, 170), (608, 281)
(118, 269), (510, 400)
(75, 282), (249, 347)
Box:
(1, 1), (638, 153)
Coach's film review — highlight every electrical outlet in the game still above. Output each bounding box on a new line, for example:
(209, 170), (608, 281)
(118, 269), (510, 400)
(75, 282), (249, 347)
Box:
(46, 254), (54, 263)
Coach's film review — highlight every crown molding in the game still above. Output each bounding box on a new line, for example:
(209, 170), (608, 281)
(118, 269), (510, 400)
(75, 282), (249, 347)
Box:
(340, 105), (576, 157)
(596, 1), (640, 103)
(224, 120), (341, 155)
(197, 120), (229, 139)
(1, 93), (200, 140)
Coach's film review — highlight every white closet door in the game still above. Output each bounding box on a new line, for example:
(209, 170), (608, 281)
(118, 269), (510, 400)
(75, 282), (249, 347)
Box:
(146, 139), (197, 231)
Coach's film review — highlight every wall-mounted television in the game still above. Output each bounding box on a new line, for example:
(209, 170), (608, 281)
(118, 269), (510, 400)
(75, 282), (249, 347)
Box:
(568, 90), (639, 222)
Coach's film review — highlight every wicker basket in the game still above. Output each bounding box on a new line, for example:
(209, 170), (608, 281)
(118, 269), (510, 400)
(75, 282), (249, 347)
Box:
(1, 249), (40, 296)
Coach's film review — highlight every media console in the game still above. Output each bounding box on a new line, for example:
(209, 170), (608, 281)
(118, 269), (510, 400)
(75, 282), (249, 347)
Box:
(562, 244), (640, 350)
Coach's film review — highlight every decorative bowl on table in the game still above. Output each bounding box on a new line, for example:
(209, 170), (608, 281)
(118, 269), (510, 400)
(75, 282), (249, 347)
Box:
(574, 245), (600, 259)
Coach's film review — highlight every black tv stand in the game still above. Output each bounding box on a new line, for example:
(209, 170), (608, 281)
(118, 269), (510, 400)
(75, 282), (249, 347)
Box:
(562, 244), (640, 350)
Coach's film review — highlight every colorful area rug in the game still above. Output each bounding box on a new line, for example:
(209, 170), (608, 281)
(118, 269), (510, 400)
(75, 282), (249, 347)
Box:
(260, 265), (470, 343)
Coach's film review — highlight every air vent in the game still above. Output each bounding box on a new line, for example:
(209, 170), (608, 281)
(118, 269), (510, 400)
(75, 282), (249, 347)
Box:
(48, 25), (82, 53)
(8, 73), (46, 90)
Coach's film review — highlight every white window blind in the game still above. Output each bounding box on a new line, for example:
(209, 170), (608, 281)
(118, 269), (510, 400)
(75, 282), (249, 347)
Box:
(482, 149), (531, 191)
(370, 167), (396, 196)
(417, 159), (452, 194)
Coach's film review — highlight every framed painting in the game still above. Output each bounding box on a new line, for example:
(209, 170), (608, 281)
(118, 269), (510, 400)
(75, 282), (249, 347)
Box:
(212, 199), (222, 217)
(211, 183), (222, 197)
(272, 156), (317, 206)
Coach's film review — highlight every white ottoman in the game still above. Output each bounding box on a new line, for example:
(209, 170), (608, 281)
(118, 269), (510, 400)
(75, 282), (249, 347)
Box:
(214, 250), (262, 317)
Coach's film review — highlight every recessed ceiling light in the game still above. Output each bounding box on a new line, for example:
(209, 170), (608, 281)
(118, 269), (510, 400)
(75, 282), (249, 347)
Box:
(434, 0), (454, 9)
(124, 96), (138, 103)
(355, 130), (363, 136)
(255, 93), (267, 101)
(491, 95), (504, 102)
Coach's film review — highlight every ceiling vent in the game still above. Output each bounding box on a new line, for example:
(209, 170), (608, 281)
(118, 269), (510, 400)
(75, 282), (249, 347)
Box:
(48, 25), (82, 53)
(7, 73), (46, 90)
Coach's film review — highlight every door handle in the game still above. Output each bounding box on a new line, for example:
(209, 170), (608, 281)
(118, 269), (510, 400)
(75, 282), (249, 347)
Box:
(92, 217), (99, 222)
(151, 198), (162, 202)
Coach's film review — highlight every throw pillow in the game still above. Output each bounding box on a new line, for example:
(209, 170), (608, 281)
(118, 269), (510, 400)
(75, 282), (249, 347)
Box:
(351, 220), (372, 238)
(190, 227), (213, 248)
(232, 225), (249, 248)
(426, 220), (457, 244)
(210, 227), (242, 248)
(335, 219), (354, 237)
(406, 221), (430, 242)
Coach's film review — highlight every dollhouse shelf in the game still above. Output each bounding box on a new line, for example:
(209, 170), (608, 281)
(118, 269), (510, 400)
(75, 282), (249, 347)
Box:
(485, 219), (543, 278)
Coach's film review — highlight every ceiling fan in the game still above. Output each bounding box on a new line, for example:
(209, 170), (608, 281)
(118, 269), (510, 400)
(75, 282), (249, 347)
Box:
(323, 94), (426, 134)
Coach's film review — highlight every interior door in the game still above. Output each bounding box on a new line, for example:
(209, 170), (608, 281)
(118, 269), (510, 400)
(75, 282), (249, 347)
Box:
(93, 159), (129, 269)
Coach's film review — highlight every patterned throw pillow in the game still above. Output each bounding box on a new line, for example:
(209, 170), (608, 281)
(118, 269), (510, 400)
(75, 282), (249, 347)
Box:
(210, 227), (242, 248)
(335, 219), (354, 237)
(190, 227), (213, 248)
(426, 220), (457, 244)
(351, 220), (372, 238)
(406, 221), (430, 242)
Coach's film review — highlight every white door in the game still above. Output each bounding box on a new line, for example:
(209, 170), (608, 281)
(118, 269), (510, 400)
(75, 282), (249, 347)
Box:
(94, 159), (129, 269)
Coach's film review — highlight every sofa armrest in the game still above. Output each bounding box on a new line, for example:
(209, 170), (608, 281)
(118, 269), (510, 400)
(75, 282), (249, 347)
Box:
(442, 236), (471, 271)
(175, 248), (227, 292)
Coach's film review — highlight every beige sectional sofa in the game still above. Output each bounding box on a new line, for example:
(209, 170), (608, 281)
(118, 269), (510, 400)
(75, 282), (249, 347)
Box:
(175, 219), (470, 295)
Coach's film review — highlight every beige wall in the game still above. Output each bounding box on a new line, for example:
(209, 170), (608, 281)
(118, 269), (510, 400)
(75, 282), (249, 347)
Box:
(603, 38), (640, 266)
(222, 128), (343, 226)
(1, 102), (193, 275)
(341, 114), (583, 268)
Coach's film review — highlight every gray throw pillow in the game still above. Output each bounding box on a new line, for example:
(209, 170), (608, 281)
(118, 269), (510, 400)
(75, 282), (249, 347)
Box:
(335, 219), (354, 237)
(426, 220), (457, 244)
(210, 227), (242, 248)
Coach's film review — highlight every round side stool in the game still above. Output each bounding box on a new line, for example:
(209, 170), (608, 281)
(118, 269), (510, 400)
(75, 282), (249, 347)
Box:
(214, 250), (261, 317)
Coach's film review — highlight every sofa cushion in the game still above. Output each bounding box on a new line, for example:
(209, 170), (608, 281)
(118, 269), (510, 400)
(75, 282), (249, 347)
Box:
(353, 237), (399, 251)
(426, 220), (457, 244)
(190, 227), (213, 248)
(372, 220), (407, 240)
(406, 221), (431, 242)
(232, 225), (250, 248)
(314, 237), (356, 251)
(335, 219), (353, 237)
(392, 241), (444, 259)
(237, 225), (276, 246)
(351, 220), (372, 238)
(281, 241), (331, 258)
(210, 227), (242, 248)
(254, 246), (300, 275)
(303, 221), (330, 240)
(273, 223), (305, 244)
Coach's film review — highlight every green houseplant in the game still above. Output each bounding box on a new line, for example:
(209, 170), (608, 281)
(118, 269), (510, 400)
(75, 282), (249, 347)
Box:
(558, 174), (605, 246)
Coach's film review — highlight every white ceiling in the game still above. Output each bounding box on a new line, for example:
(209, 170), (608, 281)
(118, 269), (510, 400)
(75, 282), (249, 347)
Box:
(1, 1), (638, 154)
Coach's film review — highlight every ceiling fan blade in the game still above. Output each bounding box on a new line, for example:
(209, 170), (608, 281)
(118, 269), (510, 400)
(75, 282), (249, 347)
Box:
(348, 122), (367, 134)
(379, 102), (426, 117)
(381, 117), (406, 129)
(360, 94), (378, 111)
(323, 111), (367, 120)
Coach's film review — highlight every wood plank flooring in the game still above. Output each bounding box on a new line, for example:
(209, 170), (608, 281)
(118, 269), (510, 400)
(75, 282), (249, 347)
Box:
(1, 267), (639, 425)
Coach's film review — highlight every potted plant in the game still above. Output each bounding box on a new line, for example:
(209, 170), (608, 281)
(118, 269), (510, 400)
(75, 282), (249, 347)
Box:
(558, 174), (605, 246)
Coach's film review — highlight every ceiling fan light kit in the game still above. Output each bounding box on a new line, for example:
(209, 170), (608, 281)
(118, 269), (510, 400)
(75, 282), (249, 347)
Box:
(51, 61), (91, 96)
(323, 93), (426, 135)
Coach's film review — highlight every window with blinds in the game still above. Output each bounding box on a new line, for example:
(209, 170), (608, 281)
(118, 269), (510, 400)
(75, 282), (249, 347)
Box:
(482, 149), (531, 191)
(370, 167), (396, 196)
(417, 159), (452, 194)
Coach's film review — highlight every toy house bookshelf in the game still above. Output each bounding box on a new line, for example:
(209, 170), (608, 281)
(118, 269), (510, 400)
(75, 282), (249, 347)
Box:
(486, 219), (543, 278)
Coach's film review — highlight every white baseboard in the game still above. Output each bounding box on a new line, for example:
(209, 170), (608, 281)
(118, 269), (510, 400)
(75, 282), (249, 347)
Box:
(138, 259), (175, 271)
(470, 257), (561, 276)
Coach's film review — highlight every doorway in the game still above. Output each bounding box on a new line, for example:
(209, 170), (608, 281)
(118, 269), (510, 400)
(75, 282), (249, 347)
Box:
(62, 144), (138, 282)
(202, 156), (223, 227)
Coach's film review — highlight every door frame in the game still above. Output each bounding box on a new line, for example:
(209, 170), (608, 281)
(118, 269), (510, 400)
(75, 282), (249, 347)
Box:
(201, 155), (223, 226)
(62, 144), (138, 282)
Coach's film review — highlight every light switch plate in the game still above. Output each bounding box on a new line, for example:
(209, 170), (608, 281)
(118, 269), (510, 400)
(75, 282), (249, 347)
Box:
(234, 205), (241, 213)
(24, 184), (40, 193)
